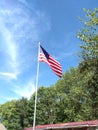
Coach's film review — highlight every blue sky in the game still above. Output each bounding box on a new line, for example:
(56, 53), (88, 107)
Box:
(0, 0), (97, 104)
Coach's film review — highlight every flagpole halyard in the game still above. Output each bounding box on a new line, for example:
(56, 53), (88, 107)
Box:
(33, 42), (40, 130)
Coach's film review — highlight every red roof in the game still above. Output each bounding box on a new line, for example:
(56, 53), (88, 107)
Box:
(24, 120), (98, 130)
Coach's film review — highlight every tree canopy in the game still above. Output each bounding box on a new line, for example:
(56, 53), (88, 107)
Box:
(0, 8), (98, 130)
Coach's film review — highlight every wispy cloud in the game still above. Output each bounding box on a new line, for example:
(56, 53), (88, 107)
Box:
(0, 19), (19, 74)
(0, 0), (51, 103)
(0, 72), (17, 80)
(12, 80), (35, 99)
(0, 96), (18, 104)
(0, 1), (51, 76)
(0, 79), (35, 103)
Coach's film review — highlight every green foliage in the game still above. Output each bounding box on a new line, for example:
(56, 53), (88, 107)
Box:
(77, 8), (98, 119)
(55, 67), (93, 122)
(16, 97), (29, 129)
(0, 98), (29, 130)
(0, 8), (98, 129)
(37, 86), (57, 124)
(0, 100), (22, 130)
(77, 8), (98, 60)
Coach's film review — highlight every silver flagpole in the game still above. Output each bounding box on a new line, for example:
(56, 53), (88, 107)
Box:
(33, 42), (40, 130)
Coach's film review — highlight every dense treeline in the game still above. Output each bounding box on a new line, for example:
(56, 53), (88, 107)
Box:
(0, 8), (98, 130)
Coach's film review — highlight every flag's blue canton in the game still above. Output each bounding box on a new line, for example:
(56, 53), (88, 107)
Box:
(39, 45), (62, 78)
(40, 45), (49, 60)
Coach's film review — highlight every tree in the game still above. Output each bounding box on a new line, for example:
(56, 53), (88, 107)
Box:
(0, 100), (22, 130)
(15, 97), (29, 129)
(78, 8), (98, 60)
(0, 9), (98, 129)
(77, 8), (98, 119)
(55, 67), (93, 122)
(28, 86), (58, 125)
(0, 98), (29, 130)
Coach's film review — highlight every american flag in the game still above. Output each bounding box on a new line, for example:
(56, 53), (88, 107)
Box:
(39, 45), (62, 78)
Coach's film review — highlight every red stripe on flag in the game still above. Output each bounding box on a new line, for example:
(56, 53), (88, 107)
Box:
(39, 45), (62, 78)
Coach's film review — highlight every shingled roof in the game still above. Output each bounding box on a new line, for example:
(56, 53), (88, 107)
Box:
(24, 120), (98, 130)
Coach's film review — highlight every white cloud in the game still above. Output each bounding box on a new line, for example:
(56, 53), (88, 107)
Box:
(0, 3), (51, 75)
(13, 80), (35, 99)
(0, 18), (19, 76)
(0, 96), (18, 104)
(0, 1), (51, 104)
(0, 80), (35, 104)
(0, 72), (17, 79)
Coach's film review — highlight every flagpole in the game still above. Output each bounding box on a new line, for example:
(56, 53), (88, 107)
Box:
(33, 42), (40, 130)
